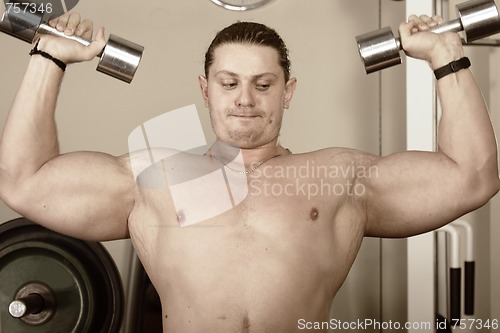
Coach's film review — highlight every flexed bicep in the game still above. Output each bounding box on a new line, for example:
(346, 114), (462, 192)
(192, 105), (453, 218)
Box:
(363, 151), (485, 238)
(5, 151), (136, 241)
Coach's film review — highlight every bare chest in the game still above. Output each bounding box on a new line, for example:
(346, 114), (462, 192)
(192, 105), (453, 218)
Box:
(127, 149), (369, 331)
(130, 172), (365, 292)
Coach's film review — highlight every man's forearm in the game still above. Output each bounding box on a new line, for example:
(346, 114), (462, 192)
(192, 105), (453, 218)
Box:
(0, 55), (64, 184)
(436, 65), (499, 198)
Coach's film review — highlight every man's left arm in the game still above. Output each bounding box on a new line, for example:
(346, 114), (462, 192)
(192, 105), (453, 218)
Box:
(363, 15), (500, 237)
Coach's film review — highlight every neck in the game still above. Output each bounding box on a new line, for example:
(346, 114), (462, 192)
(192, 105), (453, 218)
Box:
(207, 139), (290, 170)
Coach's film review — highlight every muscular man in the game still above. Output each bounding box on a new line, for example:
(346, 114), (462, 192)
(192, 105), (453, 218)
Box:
(0, 11), (498, 333)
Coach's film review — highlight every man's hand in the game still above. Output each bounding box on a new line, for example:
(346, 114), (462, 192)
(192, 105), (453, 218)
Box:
(399, 14), (464, 70)
(35, 12), (106, 64)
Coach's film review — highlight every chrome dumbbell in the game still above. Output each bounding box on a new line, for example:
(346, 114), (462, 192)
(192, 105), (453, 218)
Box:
(0, 9), (144, 83)
(355, 0), (500, 74)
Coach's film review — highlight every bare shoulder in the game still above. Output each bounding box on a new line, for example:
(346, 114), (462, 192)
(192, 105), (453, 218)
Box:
(123, 148), (219, 193)
(121, 147), (189, 181)
(287, 147), (380, 202)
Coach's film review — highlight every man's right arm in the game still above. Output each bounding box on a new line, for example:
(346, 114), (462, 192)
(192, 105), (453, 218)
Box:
(0, 13), (135, 241)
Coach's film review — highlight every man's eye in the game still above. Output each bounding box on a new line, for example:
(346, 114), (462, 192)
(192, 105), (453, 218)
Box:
(222, 82), (237, 89)
(256, 84), (270, 91)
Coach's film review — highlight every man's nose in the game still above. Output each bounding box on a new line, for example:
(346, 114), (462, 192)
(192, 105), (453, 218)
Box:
(235, 85), (256, 107)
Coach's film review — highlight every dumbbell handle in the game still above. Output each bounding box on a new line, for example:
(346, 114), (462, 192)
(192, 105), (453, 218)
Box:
(37, 23), (104, 57)
(9, 293), (45, 318)
(394, 18), (464, 49)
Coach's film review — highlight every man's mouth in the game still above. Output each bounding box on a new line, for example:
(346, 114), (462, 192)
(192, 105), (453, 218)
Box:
(228, 110), (263, 118)
(231, 114), (260, 118)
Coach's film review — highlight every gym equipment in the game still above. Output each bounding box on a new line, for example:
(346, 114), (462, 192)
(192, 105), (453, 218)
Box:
(123, 254), (163, 333)
(437, 225), (461, 322)
(0, 9), (144, 83)
(0, 218), (124, 333)
(355, 0), (500, 73)
(452, 220), (475, 316)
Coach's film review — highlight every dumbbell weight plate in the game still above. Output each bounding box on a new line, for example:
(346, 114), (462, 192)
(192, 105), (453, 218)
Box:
(0, 218), (124, 333)
(96, 34), (144, 83)
(0, 241), (95, 332)
(355, 26), (402, 74)
(458, 0), (500, 41)
(0, 9), (42, 43)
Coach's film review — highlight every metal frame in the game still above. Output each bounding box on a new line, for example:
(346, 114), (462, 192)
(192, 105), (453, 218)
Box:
(406, 1), (437, 331)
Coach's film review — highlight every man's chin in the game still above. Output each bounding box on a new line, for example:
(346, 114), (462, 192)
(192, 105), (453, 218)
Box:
(221, 133), (264, 149)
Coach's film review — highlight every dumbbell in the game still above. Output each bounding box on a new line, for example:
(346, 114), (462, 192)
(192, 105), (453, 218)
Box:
(0, 9), (144, 83)
(355, 0), (500, 74)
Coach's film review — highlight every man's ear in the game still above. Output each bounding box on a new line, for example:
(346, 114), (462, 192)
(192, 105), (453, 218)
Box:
(283, 77), (297, 109)
(198, 75), (209, 107)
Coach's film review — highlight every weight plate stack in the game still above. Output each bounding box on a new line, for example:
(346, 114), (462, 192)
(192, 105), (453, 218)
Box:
(0, 218), (124, 333)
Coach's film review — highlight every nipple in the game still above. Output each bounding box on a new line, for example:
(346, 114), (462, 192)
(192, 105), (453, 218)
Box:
(310, 208), (319, 221)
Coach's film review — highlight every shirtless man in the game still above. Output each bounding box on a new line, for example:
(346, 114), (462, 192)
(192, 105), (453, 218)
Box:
(0, 10), (499, 333)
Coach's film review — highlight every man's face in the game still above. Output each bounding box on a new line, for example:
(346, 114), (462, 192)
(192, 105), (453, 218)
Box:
(199, 43), (296, 149)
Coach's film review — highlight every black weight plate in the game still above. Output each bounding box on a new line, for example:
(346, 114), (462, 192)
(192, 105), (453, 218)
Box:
(0, 218), (124, 333)
(0, 241), (95, 332)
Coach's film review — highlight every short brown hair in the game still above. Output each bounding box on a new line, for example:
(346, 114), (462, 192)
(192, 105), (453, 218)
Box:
(204, 22), (291, 82)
